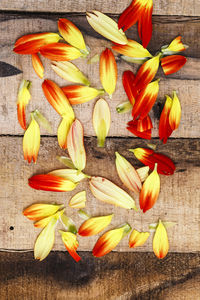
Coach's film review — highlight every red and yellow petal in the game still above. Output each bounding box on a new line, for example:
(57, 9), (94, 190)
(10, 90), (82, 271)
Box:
(161, 36), (187, 55)
(153, 220), (169, 259)
(139, 164), (160, 213)
(32, 53), (44, 79)
(23, 203), (63, 221)
(17, 80), (31, 130)
(122, 70), (138, 106)
(78, 214), (113, 236)
(159, 95), (173, 144)
(112, 39), (152, 58)
(127, 115), (153, 139)
(137, 1), (153, 48)
(129, 229), (150, 248)
(161, 55), (187, 75)
(59, 231), (81, 262)
(40, 43), (83, 61)
(57, 117), (74, 149)
(169, 91), (181, 131)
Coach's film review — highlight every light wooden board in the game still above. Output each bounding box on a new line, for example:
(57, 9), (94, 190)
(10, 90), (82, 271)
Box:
(1, 137), (199, 252)
(1, 0), (200, 16)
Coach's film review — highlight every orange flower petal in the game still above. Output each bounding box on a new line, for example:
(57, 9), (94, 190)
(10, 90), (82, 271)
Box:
(59, 231), (81, 262)
(17, 80), (31, 130)
(112, 39), (152, 58)
(153, 220), (169, 259)
(161, 55), (187, 76)
(122, 70), (138, 105)
(159, 95), (173, 144)
(78, 214), (113, 236)
(127, 115), (153, 139)
(23, 203), (63, 221)
(129, 229), (150, 248)
(169, 91), (181, 131)
(32, 53), (44, 79)
(137, 1), (153, 48)
(40, 43), (83, 61)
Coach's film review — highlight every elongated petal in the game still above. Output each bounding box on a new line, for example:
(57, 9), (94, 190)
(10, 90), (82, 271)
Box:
(86, 10), (128, 45)
(161, 36), (187, 55)
(112, 39), (152, 58)
(28, 174), (77, 192)
(33, 109), (52, 134)
(58, 18), (87, 51)
(69, 191), (86, 209)
(34, 209), (64, 228)
(134, 53), (161, 91)
(14, 32), (61, 54)
(62, 85), (104, 105)
(34, 217), (57, 261)
(93, 98), (111, 147)
(137, 1), (153, 48)
(159, 95), (173, 144)
(129, 229), (150, 248)
(136, 166), (149, 182)
(153, 220), (169, 259)
(100, 48), (117, 97)
(129, 148), (176, 175)
(23, 113), (40, 163)
(57, 117), (74, 149)
(49, 169), (87, 183)
(40, 43), (83, 61)
(32, 53), (44, 79)
(116, 100), (132, 114)
(93, 223), (131, 257)
(115, 152), (142, 193)
(122, 70), (138, 106)
(89, 176), (137, 210)
(23, 203), (63, 221)
(78, 214), (113, 236)
(132, 80), (160, 120)
(59, 231), (81, 262)
(161, 55), (187, 75)
(140, 164), (160, 212)
(17, 80), (31, 130)
(51, 61), (90, 85)
(169, 91), (181, 131)
(42, 79), (75, 118)
(56, 155), (76, 169)
(67, 119), (86, 171)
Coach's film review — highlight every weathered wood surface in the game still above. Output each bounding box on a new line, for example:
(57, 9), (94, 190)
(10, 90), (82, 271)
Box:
(0, 15), (200, 137)
(1, 136), (199, 252)
(1, 0), (200, 16)
(0, 251), (199, 300)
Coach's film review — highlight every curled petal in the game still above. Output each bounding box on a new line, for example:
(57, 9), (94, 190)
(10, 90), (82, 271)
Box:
(23, 203), (63, 221)
(153, 220), (169, 259)
(23, 113), (40, 163)
(93, 98), (111, 147)
(89, 176), (137, 210)
(161, 36), (187, 55)
(116, 101), (132, 114)
(161, 55), (187, 75)
(129, 148), (176, 175)
(132, 80), (160, 120)
(28, 174), (77, 192)
(78, 214), (113, 236)
(69, 191), (87, 209)
(49, 169), (88, 183)
(93, 223), (131, 257)
(32, 53), (44, 79)
(122, 70), (138, 106)
(159, 95), (173, 144)
(100, 48), (117, 97)
(115, 152), (142, 193)
(51, 61), (90, 86)
(112, 39), (152, 58)
(14, 32), (61, 54)
(58, 18), (87, 52)
(62, 85), (104, 105)
(86, 10), (128, 45)
(67, 119), (86, 171)
(57, 117), (74, 149)
(59, 231), (81, 262)
(34, 209), (64, 228)
(17, 79), (31, 130)
(169, 91), (181, 131)
(40, 43), (83, 61)
(129, 229), (150, 248)
(136, 166), (150, 182)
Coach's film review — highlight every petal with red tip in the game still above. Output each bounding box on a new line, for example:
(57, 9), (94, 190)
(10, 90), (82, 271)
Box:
(161, 36), (187, 55)
(59, 231), (81, 262)
(159, 95), (173, 144)
(129, 229), (150, 248)
(28, 174), (77, 192)
(122, 70), (138, 105)
(169, 91), (181, 131)
(153, 220), (169, 259)
(23, 203), (63, 221)
(17, 79), (31, 130)
(78, 214), (113, 236)
(112, 39), (152, 58)
(161, 55), (187, 75)
(137, 1), (153, 48)
(40, 43), (83, 61)
(32, 53), (44, 79)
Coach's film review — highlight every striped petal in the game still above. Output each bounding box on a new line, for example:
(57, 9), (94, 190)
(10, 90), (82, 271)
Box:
(132, 80), (160, 120)
(169, 91), (181, 131)
(59, 231), (81, 262)
(67, 119), (86, 171)
(129, 148), (176, 175)
(159, 95), (173, 144)
(40, 43), (83, 61)
(89, 176), (137, 210)
(129, 229), (150, 248)
(140, 164), (160, 213)
(51, 61), (90, 85)
(14, 32), (61, 54)
(23, 203), (63, 221)
(57, 117), (74, 149)
(115, 152), (142, 193)
(78, 214), (113, 236)
(42, 79), (75, 118)
(32, 53), (44, 79)
(69, 191), (87, 209)
(161, 36), (187, 55)
(136, 166), (150, 182)
(93, 98), (111, 147)
(153, 220), (169, 259)
(17, 79), (31, 130)
(161, 55), (187, 75)
(112, 39), (152, 58)
(49, 169), (88, 183)
(86, 10), (128, 45)
(28, 174), (77, 192)
(93, 223), (131, 257)
(23, 113), (40, 163)
(122, 70), (138, 106)
(62, 85), (104, 105)
(58, 18), (87, 53)
(34, 209), (64, 228)
(100, 48), (117, 97)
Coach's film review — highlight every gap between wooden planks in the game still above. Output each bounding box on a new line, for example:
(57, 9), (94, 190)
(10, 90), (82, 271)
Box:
(0, 137), (199, 252)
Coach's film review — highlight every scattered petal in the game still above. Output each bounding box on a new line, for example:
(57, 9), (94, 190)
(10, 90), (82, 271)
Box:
(59, 231), (81, 262)
(34, 209), (64, 228)
(56, 155), (76, 169)
(48, 169), (88, 183)
(136, 166), (150, 182)
(159, 95), (173, 144)
(161, 55), (187, 75)
(40, 43), (83, 61)
(78, 214), (113, 236)
(17, 79), (31, 130)
(57, 117), (74, 149)
(127, 115), (153, 139)
(153, 220), (169, 259)
(112, 39), (152, 58)
(60, 214), (77, 234)
(32, 53), (44, 79)
(116, 100), (132, 114)
(33, 109), (52, 133)
(129, 229), (150, 248)
(149, 221), (177, 232)
(121, 55), (149, 64)
(169, 91), (181, 131)
(69, 191), (87, 209)
(122, 70), (138, 106)
(23, 203), (63, 221)
(161, 36), (187, 55)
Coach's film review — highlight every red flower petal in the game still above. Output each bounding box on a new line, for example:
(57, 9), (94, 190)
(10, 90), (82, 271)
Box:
(122, 70), (138, 105)
(161, 55), (187, 75)
(159, 96), (173, 144)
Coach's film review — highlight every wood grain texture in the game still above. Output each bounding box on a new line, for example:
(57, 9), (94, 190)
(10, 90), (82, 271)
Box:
(0, 251), (199, 300)
(1, 136), (199, 252)
(0, 16), (200, 137)
(1, 0), (200, 16)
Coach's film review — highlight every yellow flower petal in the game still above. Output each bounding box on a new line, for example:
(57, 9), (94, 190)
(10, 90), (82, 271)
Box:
(34, 209), (65, 228)
(69, 191), (87, 209)
(56, 155), (76, 169)
(33, 109), (52, 133)
(153, 220), (169, 259)
(136, 166), (150, 182)
(116, 101), (132, 114)
(60, 214), (77, 234)
(59, 231), (81, 262)
(129, 229), (150, 248)
(17, 79), (31, 130)
(23, 203), (63, 221)
(57, 116), (74, 149)
(49, 169), (87, 183)
(169, 91), (181, 131)
(161, 36), (188, 55)
(112, 39), (152, 58)
(78, 214), (113, 236)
